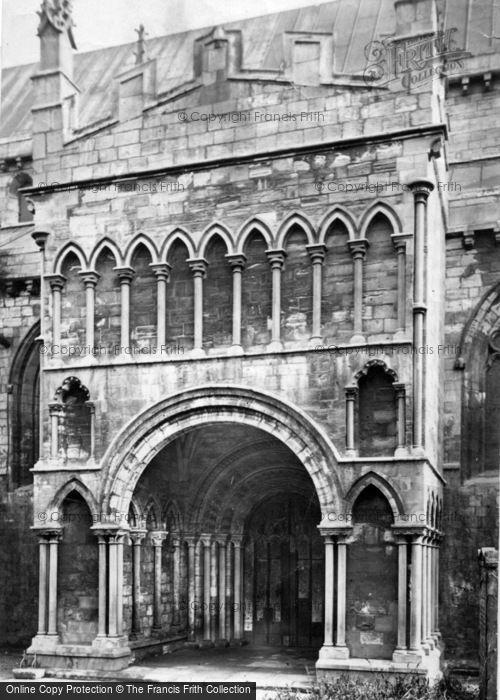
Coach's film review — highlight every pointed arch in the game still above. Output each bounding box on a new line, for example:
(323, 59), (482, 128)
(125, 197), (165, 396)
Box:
(236, 217), (274, 253)
(354, 358), (399, 383)
(124, 234), (159, 266)
(164, 500), (183, 533)
(345, 472), (405, 520)
(359, 201), (402, 239)
(161, 228), (195, 261)
(318, 206), (357, 243)
(144, 496), (163, 529)
(198, 223), (234, 258)
(276, 211), (316, 248)
(53, 242), (88, 274)
(47, 478), (99, 517)
(127, 497), (143, 528)
(89, 237), (123, 269)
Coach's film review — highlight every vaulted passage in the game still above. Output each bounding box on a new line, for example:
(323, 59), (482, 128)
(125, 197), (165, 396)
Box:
(123, 423), (324, 648)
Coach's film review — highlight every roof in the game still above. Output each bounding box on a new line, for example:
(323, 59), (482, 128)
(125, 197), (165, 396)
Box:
(1, 0), (498, 141)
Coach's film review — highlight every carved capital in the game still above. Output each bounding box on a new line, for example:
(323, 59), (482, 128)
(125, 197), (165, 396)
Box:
(130, 529), (147, 545)
(150, 262), (172, 282)
(345, 385), (358, 400)
(150, 530), (168, 547)
(45, 274), (66, 292)
(391, 233), (410, 253)
(114, 266), (136, 283)
(266, 249), (287, 269)
(200, 533), (212, 547)
(225, 254), (247, 272)
(187, 258), (208, 277)
(78, 270), (100, 288)
(408, 178), (434, 200)
(306, 244), (327, 264)
(393, 382), (406, 398)
(348, 239), (369, 260)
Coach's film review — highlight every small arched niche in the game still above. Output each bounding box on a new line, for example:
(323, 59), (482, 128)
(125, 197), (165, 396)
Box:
(357, 363), (398, 457)
(53, 377), (93, 462)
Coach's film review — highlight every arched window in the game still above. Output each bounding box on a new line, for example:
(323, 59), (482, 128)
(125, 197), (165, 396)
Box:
(322, 221), (353, 344)
(9, 322), (40, 486)
(53, 377), (92, 462)
(364, 214), (398, 337)
(281, 225), (312, 345)
(130, 244), (157, 349)
(357, 364), (398, 457)
(166, 240), (194, 351)
(241, 231), (272, 349)
(58, 491), (98, 643)
(484, 335), (500, 471)
(9, 172), (34, 223)
(60, 253), (85, 349)
(347, 485), (397, 659)
(94, 248), (121, 348)
(203, 235), (232, 350)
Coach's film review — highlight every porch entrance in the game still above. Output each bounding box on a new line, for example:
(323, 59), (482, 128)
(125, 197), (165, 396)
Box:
(244, 493), (324, 648)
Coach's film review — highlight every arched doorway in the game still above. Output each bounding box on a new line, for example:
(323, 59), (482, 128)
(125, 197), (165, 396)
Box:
(244, 493), (323, 648)
(346, 486), (398, 659)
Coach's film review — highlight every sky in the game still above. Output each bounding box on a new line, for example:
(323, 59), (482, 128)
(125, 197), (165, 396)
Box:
(1, 0), (328, 67)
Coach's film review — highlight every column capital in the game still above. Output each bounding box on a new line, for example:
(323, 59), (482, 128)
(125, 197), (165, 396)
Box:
(114, 266), (136, 282)
(231, 534), (243, 548)
(306, 243), (327, 263)
(265, 249), (287, 268)
(78, 270), (100, 288)
(318, 524), (353, 539)
(407, 178), (435, 200)
(130, 529), (147, 545)
(199, 533), (213, 547)
(225, 253), (247, 271)
(150, 262), (172, 281)
(348, 238), (369, 259)
(345, 384), (358, 399)
(31, 526), (63, 541)
(393, 382), (406, 397)
(150, 530), (168, 546)
(31, 230), (50, 250)
(391, 233), (411, 253)
(215, 533), (229, 546)
(48, 401), (62, 416)
(45, 273), (66, 291)
(187, 258), (208, 277)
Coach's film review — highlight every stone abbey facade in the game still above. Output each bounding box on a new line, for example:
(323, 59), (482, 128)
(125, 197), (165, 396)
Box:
(0, 0), (498, 683)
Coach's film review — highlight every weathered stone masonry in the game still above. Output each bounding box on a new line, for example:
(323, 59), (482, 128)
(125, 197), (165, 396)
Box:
(0, 0), (498, 682)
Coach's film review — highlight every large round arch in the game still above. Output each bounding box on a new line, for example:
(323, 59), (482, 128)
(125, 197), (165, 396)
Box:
(99, 385), (342, 518)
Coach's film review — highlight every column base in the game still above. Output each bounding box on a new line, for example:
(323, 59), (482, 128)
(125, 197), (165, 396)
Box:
(215, 638), (229, 648)
(200, 640), (214, 648)
(190, 348), (206, 359)
(394, 446), (411, 457)
(27, 634), (61, 654)
(267, 340), (283, 352)
(350, 334), (365, 344)
(392, 648), (423, 664)
(228, 345), (244, 356)
(92, 635), (130, 652)
(309, 336), (323, 348)
(318, 644), (350, 660)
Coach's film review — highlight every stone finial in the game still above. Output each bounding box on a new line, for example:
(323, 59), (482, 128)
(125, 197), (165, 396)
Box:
(134, 24), (147, 65)
(38, 0), (76, 47)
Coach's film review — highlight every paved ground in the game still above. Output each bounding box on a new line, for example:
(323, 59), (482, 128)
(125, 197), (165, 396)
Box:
(0, 645), (317, 688)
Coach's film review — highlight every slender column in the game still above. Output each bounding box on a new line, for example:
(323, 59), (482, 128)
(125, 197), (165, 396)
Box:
(37, 535), (49, 635)
(323, 535), (335, 648)
(410, 536), (423, 651)
(226, 254), (246, 354)
(265, 250), (286, 351)
(345, 386), (358, 455)
(348, 239), (369, 342)
(86, 401), (96, 461)
(210, 539), (219, 641)
(151, 531), (167, 635)
(307, 244), (327, 344)
(392, 234), (408, 335)
(393, 383), (407, 453)
(217, 535), (228, 643)
(150, 263), (171, 349)
(426, 536), (434, 647)
(96, 533), (108, 638)
(107, 531), (126, 637)
(46, 274), (66, 348)
(225, 540), (232, 641)
(201, 534), (212, 642)
(233, 536), (243, 642)
(130, 530), (147, 639)
(48, 402), (60, 460)
(396, 537), (408, 650)
(409, 180), (434, 450)
(421, 538), (429, 647)
(194, 540), (204, 638)
(47, 530), (62, 636)
(31, 232), (50, 463)
(79, 271), (100, 349)
(114, 266), (135, 350)
(172, 537), (181, 627)
(432, 537), (440, 640)
(336, 540), (348, 648)
(187, 259), (208, 356)
(186, 536), (197, 641)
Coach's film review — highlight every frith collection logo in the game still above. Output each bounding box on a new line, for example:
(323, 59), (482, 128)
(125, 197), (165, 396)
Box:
(363, 28), (470, 89)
